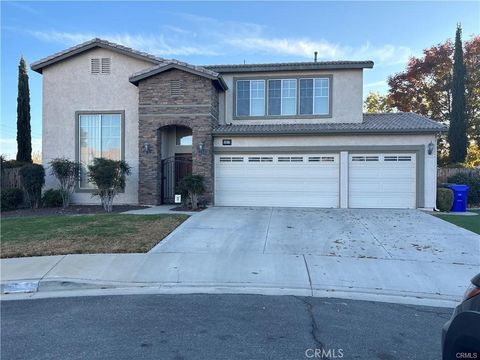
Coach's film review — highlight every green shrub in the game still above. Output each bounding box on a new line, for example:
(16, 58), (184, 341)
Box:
(88, 158), (131, 212)
(49, 158), (80, 208)
(1, 158), (29, 169)
(447, 173), (480, 206)
(42, 189), (63, 208)
(1, 188), (24, 211)
(19, 163), (45, 208)
(437, 188), (454, 212)
(176, 174), (205, 210)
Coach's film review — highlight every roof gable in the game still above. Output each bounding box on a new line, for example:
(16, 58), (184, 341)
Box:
(31, 38), (164, 73)
(129, 61), (228, 90)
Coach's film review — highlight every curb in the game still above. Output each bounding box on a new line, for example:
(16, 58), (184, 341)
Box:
(1, 278), (461, 308)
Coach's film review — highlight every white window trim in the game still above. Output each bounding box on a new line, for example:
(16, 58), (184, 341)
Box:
(268, 79), (297, 116)
(300, 77), (330, 115)
(249, 80), (265, 116)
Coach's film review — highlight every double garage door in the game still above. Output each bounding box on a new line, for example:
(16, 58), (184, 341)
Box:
(214, 153), (417, 209)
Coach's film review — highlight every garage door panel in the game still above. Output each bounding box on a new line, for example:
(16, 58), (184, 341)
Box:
(349, 153), (416, 209)
(215, 154), (339, 208)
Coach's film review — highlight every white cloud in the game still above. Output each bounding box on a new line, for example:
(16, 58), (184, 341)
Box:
(27, 14), (413, 65)
(29, 31), (218, 56)
(364, 80), (388, 88)
(225, 37), (342, 59)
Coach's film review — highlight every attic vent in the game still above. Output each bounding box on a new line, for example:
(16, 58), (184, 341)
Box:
(170, 80), (181, 96)
(91, 58), (110, 74)
(101, 58), (111, 74)
(91, 58), (100, 74)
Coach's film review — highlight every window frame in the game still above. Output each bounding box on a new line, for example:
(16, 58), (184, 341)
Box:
(267, 79), (297, 116)
(233, 75), (332, 120)
(75, 110), (125, 193)
(235, 79), (266, 117)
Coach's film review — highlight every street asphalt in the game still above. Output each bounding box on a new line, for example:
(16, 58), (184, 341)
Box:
(1, 294), (452, 360)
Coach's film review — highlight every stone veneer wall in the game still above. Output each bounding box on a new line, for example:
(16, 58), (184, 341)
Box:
(138, 69), (220, 205)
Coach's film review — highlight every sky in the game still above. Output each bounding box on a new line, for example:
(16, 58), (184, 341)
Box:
(1, 1), (479, 160)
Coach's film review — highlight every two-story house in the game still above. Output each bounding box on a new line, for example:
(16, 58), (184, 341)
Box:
(31, 38), (446, 209)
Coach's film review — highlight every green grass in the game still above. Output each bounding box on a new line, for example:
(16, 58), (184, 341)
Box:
(1, 214), (188, 258)
(434, 210), (480, 234)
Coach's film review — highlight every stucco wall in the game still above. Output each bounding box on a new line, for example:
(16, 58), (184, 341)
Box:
(219, 69), (364, 125)
(42, 48), (154, 204)
(213, 134), (438, 209)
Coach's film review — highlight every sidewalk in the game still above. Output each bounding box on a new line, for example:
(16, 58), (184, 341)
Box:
(1, 252), (476, 307)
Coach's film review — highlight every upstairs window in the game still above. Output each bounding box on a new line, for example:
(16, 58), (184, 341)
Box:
(268, 79), (297, 116)
(91, 58), (111, 75)
(236, 80), (265, 116)
(299, 78), (330, 115)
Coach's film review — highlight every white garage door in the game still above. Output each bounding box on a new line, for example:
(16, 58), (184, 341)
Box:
(215, 154), (339, 207)
(349, 154), (416, 209)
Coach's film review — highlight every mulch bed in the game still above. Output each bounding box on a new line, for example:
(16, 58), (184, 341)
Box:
(1, 205), (148, 218)
(170, 206), (205, 212)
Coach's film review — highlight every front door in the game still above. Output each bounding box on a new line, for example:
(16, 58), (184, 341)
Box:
(161, 154), (192, 204)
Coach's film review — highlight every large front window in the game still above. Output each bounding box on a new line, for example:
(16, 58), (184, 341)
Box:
(79, 113), (122, 189)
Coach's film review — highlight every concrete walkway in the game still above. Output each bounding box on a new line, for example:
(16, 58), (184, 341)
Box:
(1, 251), (477, 307)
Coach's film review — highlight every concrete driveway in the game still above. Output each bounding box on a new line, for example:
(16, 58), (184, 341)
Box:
(151, 207), (479, 266)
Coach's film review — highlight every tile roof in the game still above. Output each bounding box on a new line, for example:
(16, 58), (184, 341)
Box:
(204, 61), (374, 73)
(129, 60), (228, 90)
(213, 113), (448, 135)
(31, 38), (164, 73)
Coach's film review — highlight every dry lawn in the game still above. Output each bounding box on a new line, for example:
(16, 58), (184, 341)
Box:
(1, 214), (188, 258)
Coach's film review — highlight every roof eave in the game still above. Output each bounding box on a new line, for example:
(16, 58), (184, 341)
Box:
(212, 129), (447, 137)
(30, 39), (162, 74)
(129, 63), (228, 90)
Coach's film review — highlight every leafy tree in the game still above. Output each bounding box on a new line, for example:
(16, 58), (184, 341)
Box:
(387, 34), (480, 146)
(364, 92), (392, 113)
(19, 164), (45, 208)
(49, 158), (81, 208)
(448, 25), (468, 163)
(16, 57), (32, 163)
(465, 143), (480, 168)
(177, 175), (205, 210)
(88, 158), (131, 212)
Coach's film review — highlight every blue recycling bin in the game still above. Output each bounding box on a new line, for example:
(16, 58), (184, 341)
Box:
(446, 184), (469, 212)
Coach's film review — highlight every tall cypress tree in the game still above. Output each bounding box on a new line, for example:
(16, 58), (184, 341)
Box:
(448, 24), (468, 164)
(16, 56), (32, 163)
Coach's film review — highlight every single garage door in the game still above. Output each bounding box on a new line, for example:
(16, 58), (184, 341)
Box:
(349, 153), (416, 209)
(215, 154), (339, 207)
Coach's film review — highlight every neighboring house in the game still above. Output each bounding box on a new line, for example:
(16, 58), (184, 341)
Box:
(31, 38), (447, 209)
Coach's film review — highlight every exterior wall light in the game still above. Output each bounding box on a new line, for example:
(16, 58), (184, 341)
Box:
(143, 142), (151, 154)
(427, 141), (435, 155)
(198, 142), (205, 155)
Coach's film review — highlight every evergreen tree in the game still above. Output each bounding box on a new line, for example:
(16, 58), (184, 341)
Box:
(16, 56), (32, 163)
(448, 24), (468, 163)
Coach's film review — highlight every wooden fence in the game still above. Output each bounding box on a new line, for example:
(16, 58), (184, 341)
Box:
(437, 167), (480, 183)
(1, 167), (23, 190)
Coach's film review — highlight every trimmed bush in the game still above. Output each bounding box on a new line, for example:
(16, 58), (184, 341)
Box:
(1, 188), (24, 211)
(88, 158), (131, 212)
(176, 174), (205, 210)
(49, 158), (80, 207)
(437, 188), (454, 212)
(42, 189), (63, 208)
(447, 173), (480, 206)
(19, 163), (45, 208)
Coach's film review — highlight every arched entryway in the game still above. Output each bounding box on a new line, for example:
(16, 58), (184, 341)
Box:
(159, 125), (193, 204)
